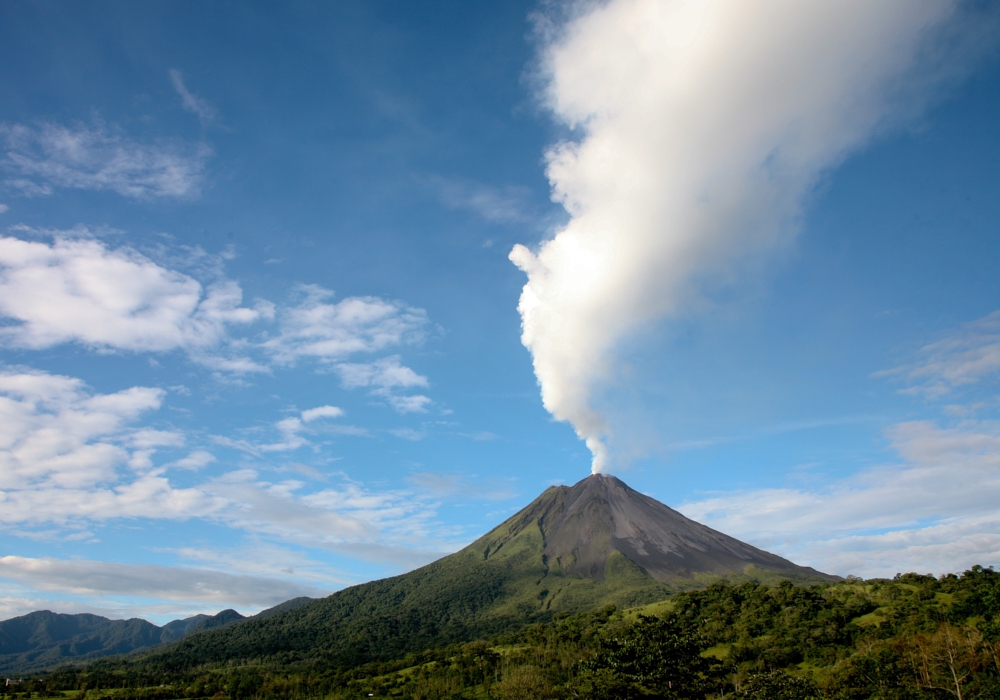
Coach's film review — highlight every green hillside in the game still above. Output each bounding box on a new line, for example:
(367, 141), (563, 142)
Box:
(29, 566), (1000, 699)
(0, 610), (248, 675)
(0, 601), (316, 675)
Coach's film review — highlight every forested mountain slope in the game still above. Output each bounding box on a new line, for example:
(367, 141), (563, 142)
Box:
(0, 599), (315, 675)
(34, 567), (1000, 699)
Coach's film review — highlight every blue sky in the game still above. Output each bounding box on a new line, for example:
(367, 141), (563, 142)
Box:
(0, 0), (998, 623)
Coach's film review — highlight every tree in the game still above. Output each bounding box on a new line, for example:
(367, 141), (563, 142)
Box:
(580, 614), (719, 699)
(732, 671), (818, 700)
(911, 624), (985, 699)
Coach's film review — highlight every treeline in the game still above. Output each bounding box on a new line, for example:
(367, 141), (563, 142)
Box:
(11, 566), (1000, 699)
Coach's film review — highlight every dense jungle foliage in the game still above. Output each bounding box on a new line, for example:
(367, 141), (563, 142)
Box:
(6, 566), (1000, 699)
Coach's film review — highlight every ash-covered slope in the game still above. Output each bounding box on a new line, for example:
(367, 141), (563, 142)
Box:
(513, 473), (831, 585)
(126, 475), (833, 672)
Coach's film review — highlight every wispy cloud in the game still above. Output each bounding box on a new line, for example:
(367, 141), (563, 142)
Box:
(679, 418), (1000, 577)
(264, 285), (429, 365)
(878, 309), (1000, 397)
(1, 121), (210, 199)
(169, 69), (217, 125)
(406, 471), (517, 502)
(386, 394), (432, 414)
(335, 356), (431, 414)
(424, 175), (540, 225)
(0, 556), (324, 609)
(216, 405), (350, 455)
(165, 541), (350, 587)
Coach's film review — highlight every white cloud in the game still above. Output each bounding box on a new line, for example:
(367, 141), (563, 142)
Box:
(0, 233), (269, 368)
(511, 0), (980, 473)
(168, 450), (217, 470)
(128, 428), (186, 450)
(335, 356), (431, 414)
(0, 204), (8, 213)
(0, 556), (325, 610)
(301, 405), (344, 422)
(0, 367), (223, 524)
(259, 417), (309, 452)
(335, 356), (428, 390)
(387, 395), (432, 414)
(0, 234), (432, 391)
(169, 69), (217, 125)
(226, 406), (347, 454)
(264, 285), (428, 365)
(1, 121), (209, 199)
(680, 419), (1000, 577)
(0, 369), (163, 490)
(879, 309), (1000, 397)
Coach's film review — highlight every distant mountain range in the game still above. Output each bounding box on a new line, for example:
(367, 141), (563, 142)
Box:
(0, 598), (314, 674)
(123, 475), (836, 673)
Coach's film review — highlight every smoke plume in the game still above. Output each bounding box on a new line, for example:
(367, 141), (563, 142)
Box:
(511, 0), (975, 473)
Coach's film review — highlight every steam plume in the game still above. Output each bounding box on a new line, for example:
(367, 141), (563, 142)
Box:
(511, 0), (971, 473)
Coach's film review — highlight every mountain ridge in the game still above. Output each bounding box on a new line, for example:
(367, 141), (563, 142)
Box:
(0, 598), (316, 675)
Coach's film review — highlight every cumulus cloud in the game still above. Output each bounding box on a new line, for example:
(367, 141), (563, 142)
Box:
(0, 233), (270, 369)
(0, 368), (223, 523)
(264, 285), (429, 365)
(511, 0), (982, 472)
(169, 69), (217, 125)
(879, 309), (1000, 397)
(680, 418), (1000, 577)
(0, 232), (434, 393)
(0, 369), (163, 490)
(0, 556), (325, 610)
(1, 121), (209, 199)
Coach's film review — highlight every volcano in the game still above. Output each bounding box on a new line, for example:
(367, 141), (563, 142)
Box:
(505, 473), (830, 585)
(131, 474), (836, 671)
